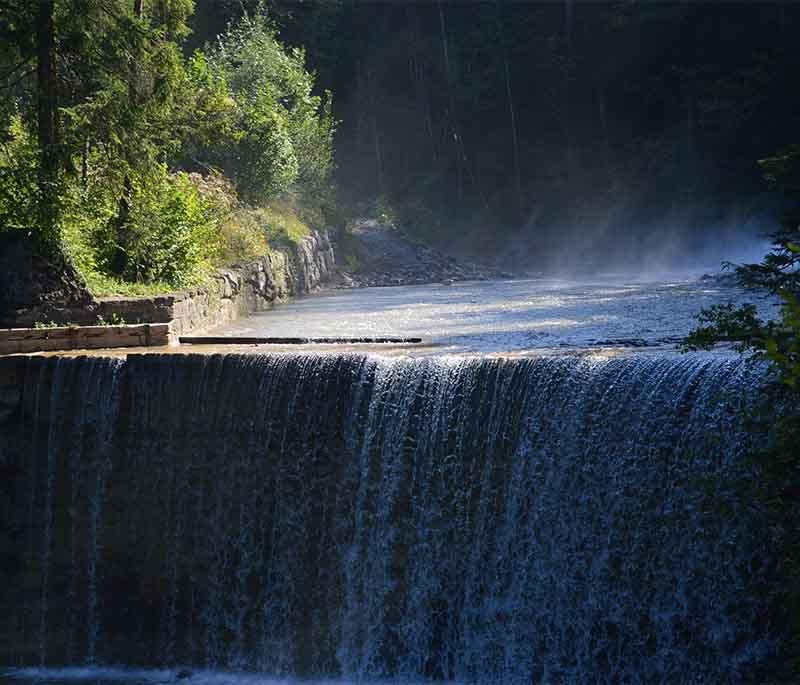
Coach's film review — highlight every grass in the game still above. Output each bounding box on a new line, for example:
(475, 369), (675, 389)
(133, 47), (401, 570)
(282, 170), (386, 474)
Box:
(255, 204), (311, 245)
(83, 272), (181, 298)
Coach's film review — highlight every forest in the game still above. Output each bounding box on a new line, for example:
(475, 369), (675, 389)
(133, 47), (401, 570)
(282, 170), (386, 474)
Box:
(1, 0), (336, 294)
(4, 2), (800, 292)
(2, 3), (800, 681)
(252, 1), (800, 261)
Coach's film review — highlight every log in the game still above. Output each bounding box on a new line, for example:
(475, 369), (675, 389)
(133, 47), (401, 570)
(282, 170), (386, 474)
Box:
(179, 336), (423, 345)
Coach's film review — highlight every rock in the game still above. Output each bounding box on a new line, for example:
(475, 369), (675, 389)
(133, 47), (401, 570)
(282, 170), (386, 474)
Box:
(336, 219), (506, 289)
(0, 233), (98, 327)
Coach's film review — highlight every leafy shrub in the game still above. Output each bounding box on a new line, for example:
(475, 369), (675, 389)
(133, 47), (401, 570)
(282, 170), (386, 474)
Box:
(121, 168), (223, 286)
(190, 171), (269, 265)
(252, 203), (311, 246)
(63, 166), (223, 289)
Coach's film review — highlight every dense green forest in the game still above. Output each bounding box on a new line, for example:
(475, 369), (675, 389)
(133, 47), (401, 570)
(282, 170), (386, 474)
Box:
(0, 0), (335, 293)
(234, 1), (800, 260)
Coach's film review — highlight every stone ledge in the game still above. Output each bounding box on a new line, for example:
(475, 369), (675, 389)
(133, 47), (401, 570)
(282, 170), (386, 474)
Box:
(0, 324), (170, 355)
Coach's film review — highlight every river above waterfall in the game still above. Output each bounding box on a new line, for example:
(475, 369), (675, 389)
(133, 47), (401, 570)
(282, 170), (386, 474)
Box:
(209, 276), (774, 355)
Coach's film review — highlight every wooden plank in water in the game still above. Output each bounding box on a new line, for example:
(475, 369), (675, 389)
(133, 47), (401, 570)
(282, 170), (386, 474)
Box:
(179, 335), (423, 345)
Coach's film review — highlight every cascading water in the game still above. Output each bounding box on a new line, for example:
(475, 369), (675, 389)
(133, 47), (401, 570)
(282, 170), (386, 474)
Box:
(0, 352), (779, 683)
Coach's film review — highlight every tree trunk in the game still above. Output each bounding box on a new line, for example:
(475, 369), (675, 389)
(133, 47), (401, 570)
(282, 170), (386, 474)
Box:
(81, 138), (90, 190)
(595, 80), (610, 173)
(564, 0), (574, 54)
(408, 4), (437, 163)
(36, 0), (59, 244)
(111, 0), (145, 276)
(367, 67), (384, 195)
(438, 1), (463, 200)
(355, 58), (364, 158)
(502, 45), (521, 214)
(372, 116), (384, 196)
(111, 175), (133, 278)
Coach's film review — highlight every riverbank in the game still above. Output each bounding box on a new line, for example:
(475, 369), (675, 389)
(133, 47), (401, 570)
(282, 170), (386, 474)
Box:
(0, 229), (336, 352)
(335, 219), (507, 288)
(1, 218), (511, 354)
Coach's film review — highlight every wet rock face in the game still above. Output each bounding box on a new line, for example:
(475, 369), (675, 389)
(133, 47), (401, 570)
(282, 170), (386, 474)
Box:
(0, 353), (780, 682)
(0, 234), (98, 327)
(240, 229), (336, 303)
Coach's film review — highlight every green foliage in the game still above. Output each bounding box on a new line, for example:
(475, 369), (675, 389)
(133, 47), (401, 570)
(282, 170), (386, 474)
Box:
(95, 312), (127, 326)
(87, 167), (223, 287)
(0, 0), (338, 294)
(189, 171), (268, 265)
(684, 148), (800, 677)
(684, 151), (800, 385)
(124, 171), (217, 285)
(82, 274), (177, 298)
(201, 11), (335, 206)
(253, 203), (311, 245)
(0, 114), (39, 235)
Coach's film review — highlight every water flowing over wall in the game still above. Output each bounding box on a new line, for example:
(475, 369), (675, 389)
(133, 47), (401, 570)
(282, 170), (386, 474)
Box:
(0, 353), (778, 682)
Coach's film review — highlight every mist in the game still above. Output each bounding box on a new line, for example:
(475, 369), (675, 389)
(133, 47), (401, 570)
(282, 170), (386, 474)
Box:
(251, 1), (799, 272)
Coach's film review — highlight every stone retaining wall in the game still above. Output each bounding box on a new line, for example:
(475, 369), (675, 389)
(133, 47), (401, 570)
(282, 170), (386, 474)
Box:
(98, 229), (336, 341)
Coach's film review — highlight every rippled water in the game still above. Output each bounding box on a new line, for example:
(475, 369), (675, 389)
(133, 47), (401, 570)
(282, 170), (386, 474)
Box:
(210, 277), (773, 354)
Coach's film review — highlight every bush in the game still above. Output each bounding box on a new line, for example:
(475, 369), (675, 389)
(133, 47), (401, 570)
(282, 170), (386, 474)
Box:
(191, 171), (269, 265)
(62, 166), (224, 290)
(122, 168), (223, 286)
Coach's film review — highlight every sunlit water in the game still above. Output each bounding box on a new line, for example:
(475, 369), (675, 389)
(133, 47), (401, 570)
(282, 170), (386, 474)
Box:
(210, 276), (774, 354)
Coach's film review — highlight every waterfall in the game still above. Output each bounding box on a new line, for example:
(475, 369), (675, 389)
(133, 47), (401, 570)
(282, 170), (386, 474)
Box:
(0, 353), (778, 682)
